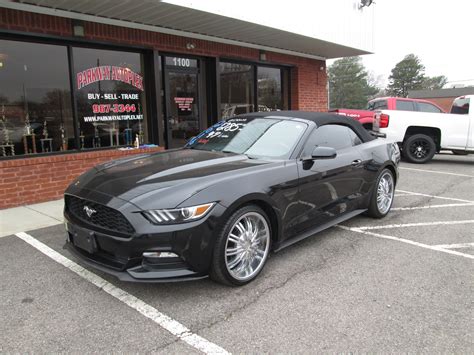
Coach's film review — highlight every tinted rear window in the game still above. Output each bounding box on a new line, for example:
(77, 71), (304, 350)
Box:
(418, 102), (442, 113)
(368, 100), (388, 110)
(451, 97), (470, 114)
(396, 100), (416, 111)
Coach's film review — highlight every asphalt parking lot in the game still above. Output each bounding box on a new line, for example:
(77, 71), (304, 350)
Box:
(1, 152), (473, 353)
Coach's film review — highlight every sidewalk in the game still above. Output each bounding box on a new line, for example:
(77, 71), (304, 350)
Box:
(0, 199), (64, 238)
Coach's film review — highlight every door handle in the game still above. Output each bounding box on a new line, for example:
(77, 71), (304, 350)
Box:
(351, 159), (362, 166)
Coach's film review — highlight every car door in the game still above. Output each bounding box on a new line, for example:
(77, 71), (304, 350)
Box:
(291, 124), (366, 236)
(447, 96), (472, 149)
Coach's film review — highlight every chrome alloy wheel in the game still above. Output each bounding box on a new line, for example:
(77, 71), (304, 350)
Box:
(376, 171), (394, 215)
(225, 212), (270, 281)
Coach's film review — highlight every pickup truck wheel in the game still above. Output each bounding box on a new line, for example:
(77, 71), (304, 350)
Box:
(403, 134), (436, 164)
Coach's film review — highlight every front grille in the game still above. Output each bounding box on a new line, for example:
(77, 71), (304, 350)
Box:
(65, 195), (135, 236)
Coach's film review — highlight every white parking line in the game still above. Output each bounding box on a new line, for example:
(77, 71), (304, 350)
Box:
(396, 189), (474, 203)
(15, 232), (229, 355)
(432, 242), (474, 249)
(392, 203), (474, 211)
(399, 166), (474, 178)
(337, 225), (474, 260)
(354, 220), (474, 230)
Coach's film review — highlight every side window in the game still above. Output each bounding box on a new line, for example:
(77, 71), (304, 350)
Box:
(302, 125), (359, 156)
(368, 100), (388, 110)
(347, 127), (362, 146)
(418, 102), (442, 113)
(451, 97), (470, 114)
(396, 100), (416, 111)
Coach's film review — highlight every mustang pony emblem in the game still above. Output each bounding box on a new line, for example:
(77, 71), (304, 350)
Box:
(83, 205), (97, 218)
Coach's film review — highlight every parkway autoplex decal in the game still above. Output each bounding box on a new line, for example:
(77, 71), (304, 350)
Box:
(76, 65), (144, 91)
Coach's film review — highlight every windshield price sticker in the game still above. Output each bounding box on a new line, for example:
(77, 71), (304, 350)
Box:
(186, 119), (249, 146)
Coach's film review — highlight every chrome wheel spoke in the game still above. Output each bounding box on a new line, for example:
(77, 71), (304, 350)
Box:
(235, 222), (246, 236)
(244, 217), (253, 234)
(228, 233), (241, 244)
(228, 252), (245, 269)
(235, 255), (251, 275)
(251, 229), (265, 243)
(226, 247), (242, 257)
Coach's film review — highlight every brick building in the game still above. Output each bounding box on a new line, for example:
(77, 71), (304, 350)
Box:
(0, 0), (373, 208)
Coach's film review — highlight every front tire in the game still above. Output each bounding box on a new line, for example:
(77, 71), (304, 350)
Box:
(367, 168), (395, 218)
(403, 134), (436, 163)
(210, 205), (271, 286)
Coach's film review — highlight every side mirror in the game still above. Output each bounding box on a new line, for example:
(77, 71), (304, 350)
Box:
(311, 146), (337, 159)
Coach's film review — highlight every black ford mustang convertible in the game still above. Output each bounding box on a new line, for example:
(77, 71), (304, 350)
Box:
(64, 112), (400, 286)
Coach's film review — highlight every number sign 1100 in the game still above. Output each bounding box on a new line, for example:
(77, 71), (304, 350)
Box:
(173, 57), (191, 67)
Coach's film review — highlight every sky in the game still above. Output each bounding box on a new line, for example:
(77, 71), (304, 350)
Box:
(166, 0), (474, 89)
(356, 0), (474, 88)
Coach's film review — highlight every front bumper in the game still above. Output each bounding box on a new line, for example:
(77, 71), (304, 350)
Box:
(64, 241), (208, 282)
(64, 200), (227, 282)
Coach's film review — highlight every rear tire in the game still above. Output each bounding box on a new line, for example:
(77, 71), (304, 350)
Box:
(367, 168), (395, 219)
(210, 205), (271, 286)
(403, 134), (436, 164)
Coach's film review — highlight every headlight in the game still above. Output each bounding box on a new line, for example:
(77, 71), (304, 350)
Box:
(142, 202), (215, 225)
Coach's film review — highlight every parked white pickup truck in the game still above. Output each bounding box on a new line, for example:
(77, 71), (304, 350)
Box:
(373, 95), (473, 163)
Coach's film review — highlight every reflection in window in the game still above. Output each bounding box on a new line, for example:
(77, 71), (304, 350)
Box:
(368, 100), (388, 110)
(418, 102), (442, 113)
(0, 39), (73, 157)
(304, 124), (356, 153)
(73, 47), (147, 149)
(187, 117), (306, 160)
(257, 67), (282, 111)
(220, 62), (254, 119)
(451, 97), (470, 114)
(168, 71), (200, 148)
(396, 100), (415, 111)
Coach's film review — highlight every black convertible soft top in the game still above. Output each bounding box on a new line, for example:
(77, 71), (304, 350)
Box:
(237, 110), (375, 143)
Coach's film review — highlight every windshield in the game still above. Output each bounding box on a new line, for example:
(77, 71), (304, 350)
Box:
(186, 117), (308, 160)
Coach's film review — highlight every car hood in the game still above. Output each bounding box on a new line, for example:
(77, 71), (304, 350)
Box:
(69, 148), (267, 209)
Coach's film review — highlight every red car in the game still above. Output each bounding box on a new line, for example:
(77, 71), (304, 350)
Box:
(330, 97), (445, 130)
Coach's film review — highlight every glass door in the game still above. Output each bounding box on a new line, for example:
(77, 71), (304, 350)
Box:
(164, 56), (200, 149)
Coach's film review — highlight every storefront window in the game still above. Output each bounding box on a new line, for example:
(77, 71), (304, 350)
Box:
(0, 39), (73, 157)
(220, 62), (254, 119)
(257, 66), (282, 112)
(73, 47), (147, 148)
(219, 62), (289, 119)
